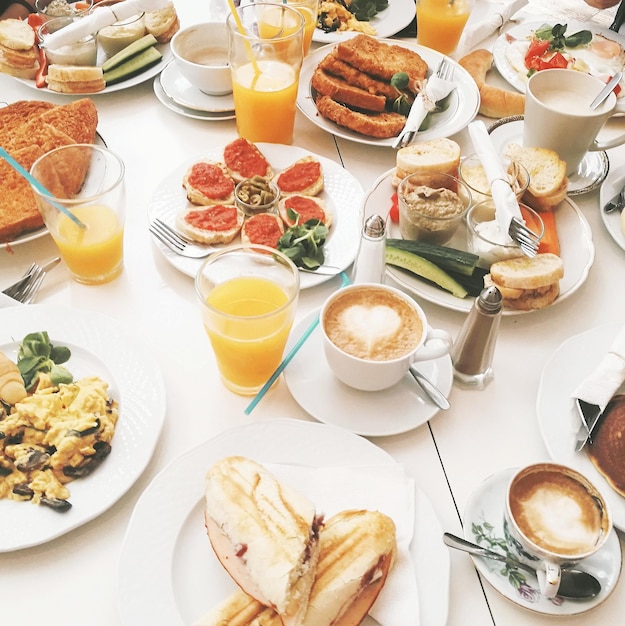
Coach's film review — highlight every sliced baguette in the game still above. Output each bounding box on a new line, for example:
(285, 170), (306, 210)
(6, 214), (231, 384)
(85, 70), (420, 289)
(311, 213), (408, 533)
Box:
(183, 160), (235, 206)
(240, 212), (285, 248)
(0, 19), (35, 50)
(278, 195), (332, 228)
(503, 143), (567, 198)
(489, 253), (564, 289)
(45, 64), (106, 93)
(500, 282), (560, 311)
(175, 204), (244, 244)
(144, 2), (180, 43)
(394, 138), (461, 186)
(223, 137), (274, 183)
(275, 156), (324, 196)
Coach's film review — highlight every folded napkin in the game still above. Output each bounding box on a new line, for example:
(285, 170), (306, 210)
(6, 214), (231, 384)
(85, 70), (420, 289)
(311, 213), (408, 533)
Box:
(267, 463), (419, 626)
(456, 0), (528, 58)
(571, 325), (625, 419)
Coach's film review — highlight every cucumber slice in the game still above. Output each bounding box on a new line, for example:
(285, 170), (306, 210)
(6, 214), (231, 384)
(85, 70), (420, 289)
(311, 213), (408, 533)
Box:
(386, 239), (478, 276)
(101, 34), (159, 73)
(385, 247), (469, 299)
(103, 46), (162, 85)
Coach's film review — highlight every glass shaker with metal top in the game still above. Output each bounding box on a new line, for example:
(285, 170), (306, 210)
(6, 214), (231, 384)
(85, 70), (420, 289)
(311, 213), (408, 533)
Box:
(352, 214), (386, 284)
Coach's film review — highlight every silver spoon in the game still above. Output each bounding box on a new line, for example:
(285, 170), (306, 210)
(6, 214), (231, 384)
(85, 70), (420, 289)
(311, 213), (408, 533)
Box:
(409, 366), (450, 410)
(443, 533), (602, 600)
(590, 71), (622, 110)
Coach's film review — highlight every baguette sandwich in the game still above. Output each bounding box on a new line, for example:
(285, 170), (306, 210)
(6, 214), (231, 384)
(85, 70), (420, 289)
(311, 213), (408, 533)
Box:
(198, 509), (397, 626)
(204, 456), (322, 626)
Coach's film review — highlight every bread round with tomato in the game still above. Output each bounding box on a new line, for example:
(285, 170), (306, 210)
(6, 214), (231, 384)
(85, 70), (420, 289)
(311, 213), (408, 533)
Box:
(223, 137), (274, 183)
(240, 213), (285, 248)
(183, 160), (235, 206)
(278, 194), (332, 228)
(175, 204), (244, 244)
(274, 156), (324, 196)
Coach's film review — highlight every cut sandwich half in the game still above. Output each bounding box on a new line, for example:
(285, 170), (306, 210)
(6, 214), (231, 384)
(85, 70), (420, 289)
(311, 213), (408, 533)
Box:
(204, 456), (322, 626)
(197, 509), (397, 626)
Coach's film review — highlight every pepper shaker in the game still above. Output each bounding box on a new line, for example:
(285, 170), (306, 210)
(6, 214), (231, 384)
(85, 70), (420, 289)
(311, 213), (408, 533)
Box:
(451, 285), (502, 389)
(352, 214), (386, 284)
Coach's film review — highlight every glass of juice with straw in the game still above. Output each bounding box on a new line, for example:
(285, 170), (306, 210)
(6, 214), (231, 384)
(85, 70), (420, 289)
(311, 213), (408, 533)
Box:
(416, 0), (473, 55)
(227, 1), (304, 144)
(195, 244), (300, 396)
(30, 144), (126, 285)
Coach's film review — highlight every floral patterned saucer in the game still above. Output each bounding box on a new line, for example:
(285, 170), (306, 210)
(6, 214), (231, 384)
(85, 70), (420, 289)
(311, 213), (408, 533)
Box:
(462, 467), (622, 616)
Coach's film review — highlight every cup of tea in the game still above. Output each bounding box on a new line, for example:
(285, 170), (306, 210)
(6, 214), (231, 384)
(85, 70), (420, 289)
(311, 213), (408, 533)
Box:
(524, 68), (625, 175)
(504, 462), (612, 598)
(320, 283), (452, 391)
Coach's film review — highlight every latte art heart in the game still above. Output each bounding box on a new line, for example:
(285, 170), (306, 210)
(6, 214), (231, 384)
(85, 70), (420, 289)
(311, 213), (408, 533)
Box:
(340, 305), (401, 357)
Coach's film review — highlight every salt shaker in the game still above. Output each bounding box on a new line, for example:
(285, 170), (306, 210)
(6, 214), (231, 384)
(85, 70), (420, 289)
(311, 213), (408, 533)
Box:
(451, 285), (502, 389)
(352, 214), (386, 284)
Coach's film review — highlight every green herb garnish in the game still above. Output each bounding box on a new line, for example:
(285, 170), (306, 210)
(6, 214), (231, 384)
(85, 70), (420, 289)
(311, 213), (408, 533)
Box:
(349, 0), (389, 22)
(534, 23), (592, 50)
(17, 331), (73, 389)
(277, 210), (329, 271)
(391, 71), (412, 116)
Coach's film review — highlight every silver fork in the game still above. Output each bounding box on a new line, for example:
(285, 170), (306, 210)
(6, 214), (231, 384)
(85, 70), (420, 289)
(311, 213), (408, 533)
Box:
(508, 217), (541, 258)
(149, 218), (216, 259)
(2, 257), (61, 304)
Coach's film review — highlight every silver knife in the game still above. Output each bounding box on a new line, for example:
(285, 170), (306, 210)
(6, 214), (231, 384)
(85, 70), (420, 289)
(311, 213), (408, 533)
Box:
(604, 181), (625, 212)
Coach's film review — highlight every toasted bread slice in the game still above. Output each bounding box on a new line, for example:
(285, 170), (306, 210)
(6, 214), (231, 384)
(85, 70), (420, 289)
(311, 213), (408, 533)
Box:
(275, 156), (324, 196)
(278, 195), (331, 228)
(183, 160), (235, 206)
(311, 67), (387, 113)
(504, 143), (567, 198)
(0, 100), (54, 134)
(145, 2), (180, 43)
(394, 138), (462, 185)
(223, 138), (274, 184)
(176, 204), (244, 244)
(45, 64), (106, 93)
(489, 253), (564, 290)
(0, 19), (35, 50)
(315, 95), (406, 139)
(522, 177), (569, 212)
(0, 57), (38, 79)
(38, 98), (99, 144)
(0, 42), (38, 68)
(241, 212), (285, 248)
(499, 281), (560, 311)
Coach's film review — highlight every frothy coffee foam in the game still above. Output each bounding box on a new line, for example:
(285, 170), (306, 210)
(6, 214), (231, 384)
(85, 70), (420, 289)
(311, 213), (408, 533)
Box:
(510, 469), (605, 556)
(324, 287), (422, 361)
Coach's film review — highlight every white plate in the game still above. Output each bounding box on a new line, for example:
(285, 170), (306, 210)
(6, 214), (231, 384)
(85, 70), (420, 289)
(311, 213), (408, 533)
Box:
(283, 309), (453, 436)
(493, 20), (625, 96)
(599, 163), (625, 251)
(297, 41), (480, 147)
(118, 419), (450, 626)
(365, 169), (595, 315)
(147, 143), (363, 289)
(14, 43), (171, 95)
(464, 468), (621, 615)
(158, 60), (235, 113)
(0, 305), (165, 552)
(312, 0), (416, 43)
(0, 131), (107, 250)
(537, 322), (625, 532)
(488, 116), (609, 196)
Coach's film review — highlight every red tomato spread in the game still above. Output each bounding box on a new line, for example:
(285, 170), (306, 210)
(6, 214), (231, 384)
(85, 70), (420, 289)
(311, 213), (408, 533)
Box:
(184, 205), (238, 231)
(243, 214), (283, 248)
(223, 138), (270, 179)
(188, 163), (234, 200)
(284, 196), (325, 225)
(277, 160), (321, 192)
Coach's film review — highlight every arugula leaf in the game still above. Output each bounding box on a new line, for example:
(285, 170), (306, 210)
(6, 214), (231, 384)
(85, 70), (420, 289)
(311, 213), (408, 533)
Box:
(534, 23), (592, 50)
(17, 331), (73, 389)
(277, 210), (329, 270)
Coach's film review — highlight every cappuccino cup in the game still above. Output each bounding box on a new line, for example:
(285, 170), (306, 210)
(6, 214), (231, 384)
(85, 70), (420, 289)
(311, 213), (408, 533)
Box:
(320, 283), (452, 391)
(524, 68), (625, 175)
(504, 462), (612, 598)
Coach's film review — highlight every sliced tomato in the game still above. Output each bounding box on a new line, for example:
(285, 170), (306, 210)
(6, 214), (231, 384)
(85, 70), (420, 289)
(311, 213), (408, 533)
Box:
(539, 51), (568, 70)
(389, 192), (399, 223)
(524, 39), (550, 68)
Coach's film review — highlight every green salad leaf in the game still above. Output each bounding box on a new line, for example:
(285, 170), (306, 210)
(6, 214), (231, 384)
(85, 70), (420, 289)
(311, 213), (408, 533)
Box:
(17, 331), (73, 389)
(534, 23), (592, 50)
(350, 0), (389, 22)
(277, 209), (329, 270)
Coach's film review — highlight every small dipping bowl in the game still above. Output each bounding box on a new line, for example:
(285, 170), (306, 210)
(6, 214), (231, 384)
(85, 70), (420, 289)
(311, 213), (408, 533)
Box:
(235, 177), (279, 216)
(467, 199), (544, 268)
(93, 0), (146, 58)
(35, 0), (94, 23)
(38, 15), (97, 66)
(397, 171), (472, 245)
(459, 153), (530, 205)
(170, 22), (232, 96)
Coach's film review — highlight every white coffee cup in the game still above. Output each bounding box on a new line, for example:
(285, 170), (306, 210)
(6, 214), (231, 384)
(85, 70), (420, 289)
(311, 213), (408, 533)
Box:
(320, 283), (452, 391)
(523, 68), (625, 176)
(504, 462), (612, 598)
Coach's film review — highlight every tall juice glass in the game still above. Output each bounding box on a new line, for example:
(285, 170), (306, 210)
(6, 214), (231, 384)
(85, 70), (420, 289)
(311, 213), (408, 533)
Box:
(29, 144), (126, 285)
(416, 0), (473, 55)
(195, 244), (300, 396)
(227, 2), (304, 144)
(285, 0), (319, 55)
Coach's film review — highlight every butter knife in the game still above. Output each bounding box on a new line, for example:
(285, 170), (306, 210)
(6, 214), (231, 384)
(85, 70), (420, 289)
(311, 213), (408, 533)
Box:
(604, 180), (625, 212)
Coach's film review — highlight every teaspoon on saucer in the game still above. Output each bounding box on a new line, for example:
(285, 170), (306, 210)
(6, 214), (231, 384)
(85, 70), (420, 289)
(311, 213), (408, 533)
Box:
(443, 533), (602, 600)
(409, 366), (450, 410)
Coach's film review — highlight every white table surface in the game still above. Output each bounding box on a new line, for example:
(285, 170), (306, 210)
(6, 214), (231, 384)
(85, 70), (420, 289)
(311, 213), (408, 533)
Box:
(1, 1), (625, 624)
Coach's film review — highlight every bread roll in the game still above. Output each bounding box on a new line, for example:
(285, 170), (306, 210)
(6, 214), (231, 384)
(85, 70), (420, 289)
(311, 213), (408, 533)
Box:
(394, 137), (461, 187)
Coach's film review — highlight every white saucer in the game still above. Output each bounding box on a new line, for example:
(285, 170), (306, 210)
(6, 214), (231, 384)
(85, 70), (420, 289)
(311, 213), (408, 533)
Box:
(463, 468), (622, 616)
(158, 60), (235, 114)
(599, 163), (625, 251)
(488, 116), (609, 196)
(283, 309), (453, 437)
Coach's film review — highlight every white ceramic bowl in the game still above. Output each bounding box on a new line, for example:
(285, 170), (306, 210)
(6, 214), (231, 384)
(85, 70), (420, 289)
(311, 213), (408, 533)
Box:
(171, 22), (232, 96)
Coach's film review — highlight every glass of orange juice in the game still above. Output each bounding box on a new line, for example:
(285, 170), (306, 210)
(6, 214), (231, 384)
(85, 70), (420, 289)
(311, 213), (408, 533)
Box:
(285, 0), (319, 55)
(30, 144), (125, 285)
(195, 244), (300, 396)
(416, 0), (474, 55)
(227, 2), (304, 144)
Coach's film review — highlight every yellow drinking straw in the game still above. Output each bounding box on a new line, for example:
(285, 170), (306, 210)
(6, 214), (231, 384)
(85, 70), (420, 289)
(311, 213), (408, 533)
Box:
(226, 0), (261, 79)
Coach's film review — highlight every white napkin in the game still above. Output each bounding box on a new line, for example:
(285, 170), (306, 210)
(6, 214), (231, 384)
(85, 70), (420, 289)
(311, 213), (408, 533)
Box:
(571, 325), (625, 413)
(266, 463), (419, 626)
(456, 0), (528, 57)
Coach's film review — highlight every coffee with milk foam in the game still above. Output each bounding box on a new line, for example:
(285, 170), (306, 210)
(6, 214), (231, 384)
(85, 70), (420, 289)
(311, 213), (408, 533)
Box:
(323, 286), (423, 361)
(509, 467), (607, 556)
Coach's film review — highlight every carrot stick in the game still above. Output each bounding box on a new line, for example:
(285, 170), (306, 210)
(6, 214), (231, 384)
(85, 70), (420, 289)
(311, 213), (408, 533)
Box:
(537, 210), (560, 256)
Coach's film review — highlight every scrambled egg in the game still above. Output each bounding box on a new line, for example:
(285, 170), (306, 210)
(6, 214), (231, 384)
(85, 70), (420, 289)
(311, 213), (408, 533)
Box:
(0, 376), (119, 511)
(318, 1), (377, 35)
